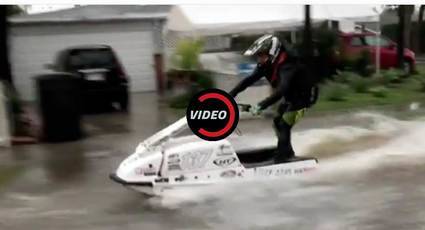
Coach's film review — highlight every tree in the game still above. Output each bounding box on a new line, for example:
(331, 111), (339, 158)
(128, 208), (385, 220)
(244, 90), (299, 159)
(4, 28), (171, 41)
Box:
(417, 5), (425, 53)
(404, 5), (415, 48)
(389, 5), (414, 48)
(0, 6), (25, 84)
(397, 5), (413, 69)
(0, 6), (12, 83)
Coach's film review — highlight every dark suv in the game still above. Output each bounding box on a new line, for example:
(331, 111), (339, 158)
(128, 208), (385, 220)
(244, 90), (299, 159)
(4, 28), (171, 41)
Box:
(47, 45), (129, 111)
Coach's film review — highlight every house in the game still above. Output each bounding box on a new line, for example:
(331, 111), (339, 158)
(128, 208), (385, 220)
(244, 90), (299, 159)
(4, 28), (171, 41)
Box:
(8, 5), (379, 101)
(165, 5), (378, 51)
(9, 5), (171, 100)
(165, 5), (378, 75)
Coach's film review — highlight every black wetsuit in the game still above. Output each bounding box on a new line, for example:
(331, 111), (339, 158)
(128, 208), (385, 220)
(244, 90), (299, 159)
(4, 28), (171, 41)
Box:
(230, 50), (317, 161)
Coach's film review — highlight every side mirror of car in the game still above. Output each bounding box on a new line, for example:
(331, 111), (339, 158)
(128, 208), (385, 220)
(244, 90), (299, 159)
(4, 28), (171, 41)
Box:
(44, 63), (55, 70)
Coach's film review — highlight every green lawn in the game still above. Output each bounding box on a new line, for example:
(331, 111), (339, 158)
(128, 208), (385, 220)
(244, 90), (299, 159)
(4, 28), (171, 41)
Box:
(168, 65), (425, 113)
(311, 69), (425, 113)
(417, 64), (425, 75)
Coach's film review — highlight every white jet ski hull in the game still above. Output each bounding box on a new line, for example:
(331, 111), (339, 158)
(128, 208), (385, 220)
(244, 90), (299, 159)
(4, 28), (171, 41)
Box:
(110, 116), (318, 196)
(110, 136), (317, 196)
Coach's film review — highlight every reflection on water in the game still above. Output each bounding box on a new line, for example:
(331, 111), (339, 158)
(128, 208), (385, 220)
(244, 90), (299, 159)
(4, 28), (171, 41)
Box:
(43, 143), (86, 183)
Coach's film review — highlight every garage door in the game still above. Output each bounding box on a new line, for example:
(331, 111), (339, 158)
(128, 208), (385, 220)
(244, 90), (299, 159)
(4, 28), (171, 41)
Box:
(10, 24), (156, 100)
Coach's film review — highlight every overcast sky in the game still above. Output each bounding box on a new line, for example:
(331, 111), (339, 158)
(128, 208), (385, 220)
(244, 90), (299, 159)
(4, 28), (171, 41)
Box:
(24, 4), (421, 15)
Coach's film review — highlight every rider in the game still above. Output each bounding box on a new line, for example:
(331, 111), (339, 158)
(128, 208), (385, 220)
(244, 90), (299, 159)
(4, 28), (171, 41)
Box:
(229, 34), (318, 163)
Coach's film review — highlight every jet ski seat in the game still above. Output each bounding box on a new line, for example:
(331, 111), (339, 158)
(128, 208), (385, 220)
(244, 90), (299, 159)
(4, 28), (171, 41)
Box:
(236, 146), (317, 167)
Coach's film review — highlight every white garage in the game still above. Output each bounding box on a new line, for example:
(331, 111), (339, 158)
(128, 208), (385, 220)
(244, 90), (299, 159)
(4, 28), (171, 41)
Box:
(9, 5), (171, 100)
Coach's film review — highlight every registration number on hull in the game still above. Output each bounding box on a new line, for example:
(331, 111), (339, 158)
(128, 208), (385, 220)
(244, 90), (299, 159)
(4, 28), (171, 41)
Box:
(255, 166), (316, 177)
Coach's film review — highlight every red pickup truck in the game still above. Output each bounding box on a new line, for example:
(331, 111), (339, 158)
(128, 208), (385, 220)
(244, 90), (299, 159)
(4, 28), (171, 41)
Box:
(339, 32), (416, 73)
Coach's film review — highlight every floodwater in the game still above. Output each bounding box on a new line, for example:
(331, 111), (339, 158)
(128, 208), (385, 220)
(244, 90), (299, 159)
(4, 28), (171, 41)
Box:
(1, 93), (425, 230)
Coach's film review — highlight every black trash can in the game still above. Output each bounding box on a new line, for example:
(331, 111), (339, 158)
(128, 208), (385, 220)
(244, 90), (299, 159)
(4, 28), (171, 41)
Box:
(36, 73), (82, 142)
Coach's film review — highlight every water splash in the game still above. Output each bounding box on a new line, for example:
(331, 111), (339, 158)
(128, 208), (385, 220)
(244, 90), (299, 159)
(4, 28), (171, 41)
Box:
(146, 112), (425, 229)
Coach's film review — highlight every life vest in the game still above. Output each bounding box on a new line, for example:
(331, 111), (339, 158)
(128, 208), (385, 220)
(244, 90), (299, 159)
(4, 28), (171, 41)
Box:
(269, 51), (319, 108)
(270, 52), (287, 85)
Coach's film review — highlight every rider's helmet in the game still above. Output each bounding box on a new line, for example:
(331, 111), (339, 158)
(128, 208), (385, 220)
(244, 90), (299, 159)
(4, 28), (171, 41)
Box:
(243, 34), (281, 63)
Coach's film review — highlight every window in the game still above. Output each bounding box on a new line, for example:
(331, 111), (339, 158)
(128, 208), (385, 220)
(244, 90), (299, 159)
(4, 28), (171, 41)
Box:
(363, 36), (390, 47)
(350, 37), (363, 46)
(67, 49), (116, 70)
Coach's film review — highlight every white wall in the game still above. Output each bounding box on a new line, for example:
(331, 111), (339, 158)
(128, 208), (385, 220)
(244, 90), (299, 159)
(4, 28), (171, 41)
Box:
(0, 82), (11, 147)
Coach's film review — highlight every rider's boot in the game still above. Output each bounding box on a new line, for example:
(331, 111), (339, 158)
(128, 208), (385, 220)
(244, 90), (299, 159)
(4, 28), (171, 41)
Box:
(273, 119), (296, 164)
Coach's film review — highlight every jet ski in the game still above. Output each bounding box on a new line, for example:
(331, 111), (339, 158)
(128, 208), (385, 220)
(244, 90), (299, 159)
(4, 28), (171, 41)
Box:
(110, 104), (318, 196)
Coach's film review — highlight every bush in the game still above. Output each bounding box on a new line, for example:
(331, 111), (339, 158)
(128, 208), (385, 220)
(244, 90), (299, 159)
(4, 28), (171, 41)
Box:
(169, 92), (193, 109)
(323, 82), (348, 101)
(370, 69), (405, 87)
(167, 38), (217, 109)
(383, 68), (404, 84)
(349, 76), (372, 93)
(171, 38), (204, 70)
(192, 71), (215, 89)
(335, 71), (378, 88)
(412, 75), (425, 92)
(2, 82), (30, 136)
(167, 71), (215, 109)
(369, 86), (389, 98)
(334, 71), (361, 84)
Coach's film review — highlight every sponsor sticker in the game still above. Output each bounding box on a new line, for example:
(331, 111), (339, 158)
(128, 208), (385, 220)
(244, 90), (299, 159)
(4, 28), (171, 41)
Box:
(167, 153), (182, 171)
(144, 171), (157, 176)
(154, 178), (169, 183)
(135, 165), (157, 176)
(175, 175), (186, 182)
(213, 156), (236, 167)
(180, 151), (211, 170)
(168, 164), (182, 171)
(217, 144), (234, 156)
(220, 170), (237, 178)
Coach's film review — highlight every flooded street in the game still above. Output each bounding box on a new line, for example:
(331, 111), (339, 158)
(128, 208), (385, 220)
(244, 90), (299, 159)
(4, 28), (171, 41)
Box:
(1, 93), (425, 230)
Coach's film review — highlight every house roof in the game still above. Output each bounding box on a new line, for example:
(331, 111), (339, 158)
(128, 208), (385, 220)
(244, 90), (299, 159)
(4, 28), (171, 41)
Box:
(166, 5), (379, 36)
(61, 44), (113, 50)
(10, 5), (172, 24)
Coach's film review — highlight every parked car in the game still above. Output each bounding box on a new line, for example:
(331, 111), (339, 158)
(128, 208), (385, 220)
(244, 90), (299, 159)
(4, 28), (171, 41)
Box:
(46, 45), (129, 111)
(339, 32), (416, 74)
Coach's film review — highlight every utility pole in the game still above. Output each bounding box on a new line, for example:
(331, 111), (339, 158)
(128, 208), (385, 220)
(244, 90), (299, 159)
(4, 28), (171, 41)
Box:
(303, 5), (313, 62)
(373, 6), (383, 76)
(397, 5), (405, 69)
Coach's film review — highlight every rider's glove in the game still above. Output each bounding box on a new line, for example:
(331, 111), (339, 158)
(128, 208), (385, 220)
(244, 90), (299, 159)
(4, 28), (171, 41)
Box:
(250, 105), (262, 116)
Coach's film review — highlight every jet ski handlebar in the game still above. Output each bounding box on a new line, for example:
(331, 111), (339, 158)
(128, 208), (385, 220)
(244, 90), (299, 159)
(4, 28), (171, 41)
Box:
(238, 103), (252, 112)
